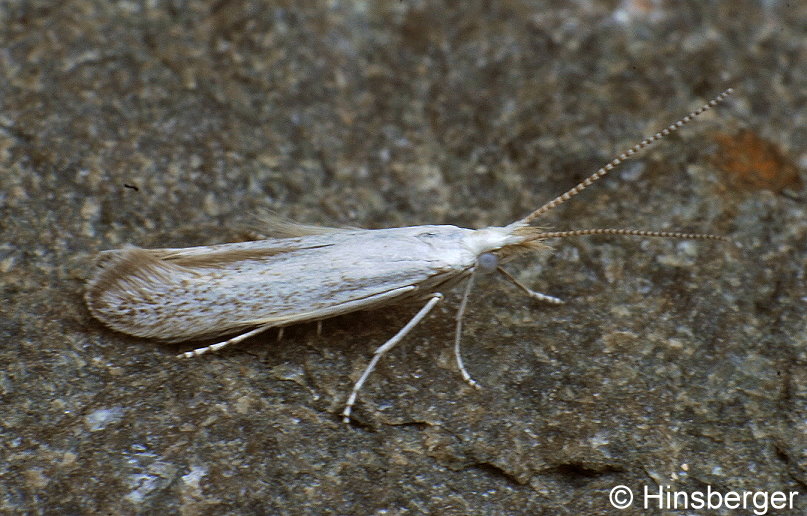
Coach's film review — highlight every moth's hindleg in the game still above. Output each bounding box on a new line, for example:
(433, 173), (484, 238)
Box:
(342, 292), (444, 424)
(497, 266), (564, 305)
(176, 323), (275, 358)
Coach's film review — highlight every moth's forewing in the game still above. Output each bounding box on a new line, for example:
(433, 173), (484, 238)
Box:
(85, 226), (480, 341)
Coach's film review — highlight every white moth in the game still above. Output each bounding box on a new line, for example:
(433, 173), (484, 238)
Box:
(86, 89), (733, 423)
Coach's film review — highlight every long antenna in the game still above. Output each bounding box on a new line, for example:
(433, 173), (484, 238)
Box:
(519, 88), (734, 225)
(536, 228), (730, 242)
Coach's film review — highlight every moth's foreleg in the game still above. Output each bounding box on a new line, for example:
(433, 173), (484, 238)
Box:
(176, 323), (275, 358)
(497, 266), (564, 305)
(454, 273), (482, 390)
(342, 292), (444, 424)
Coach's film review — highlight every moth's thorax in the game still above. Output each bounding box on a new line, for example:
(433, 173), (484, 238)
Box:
(462, 225), (527, 256)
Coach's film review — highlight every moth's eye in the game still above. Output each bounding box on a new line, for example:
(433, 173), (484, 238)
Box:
(477, 253), (498, 272)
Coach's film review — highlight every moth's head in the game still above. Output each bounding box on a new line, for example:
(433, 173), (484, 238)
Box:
(467, 224), (552, 270)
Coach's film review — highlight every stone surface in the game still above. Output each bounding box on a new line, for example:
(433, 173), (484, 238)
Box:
(1, 1), (805, 513)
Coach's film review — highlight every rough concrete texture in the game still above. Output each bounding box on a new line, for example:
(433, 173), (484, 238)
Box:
(1, 1), (805, 514)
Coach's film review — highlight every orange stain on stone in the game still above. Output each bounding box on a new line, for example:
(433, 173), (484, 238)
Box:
(711, 130), (801, 192)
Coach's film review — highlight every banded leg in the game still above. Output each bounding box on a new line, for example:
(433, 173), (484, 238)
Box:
(176, 323), (275, 358)
(497, 267), (564, 305)
(342, 293), (444, 424)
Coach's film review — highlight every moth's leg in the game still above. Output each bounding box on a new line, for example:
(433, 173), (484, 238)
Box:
(342, 292), (444, 424)
(316, 320), (323, 337)
(497, 266), (564, 305)
(176, 323), (275, 358)
(276, 327), (284, 342)
(454, 273), (482, 389)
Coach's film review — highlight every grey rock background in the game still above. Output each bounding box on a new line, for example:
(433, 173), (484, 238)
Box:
(1, 1), (805, 513)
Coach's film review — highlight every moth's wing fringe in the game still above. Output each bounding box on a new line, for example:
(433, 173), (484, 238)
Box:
(87, 247), (172, 296)
(84, 247), (184, 325)
(251, 210), (356, 238)
(149, 245), (305, 268)
(85, 245), (306, 339)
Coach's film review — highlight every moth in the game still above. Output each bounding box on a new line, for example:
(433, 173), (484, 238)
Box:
(86, 89), (733, 423)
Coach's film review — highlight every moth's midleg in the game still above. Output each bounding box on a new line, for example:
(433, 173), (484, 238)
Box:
(177, 323), (275, 358)
(342, 292), (444, 423)
(496, 266), (565, 305)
